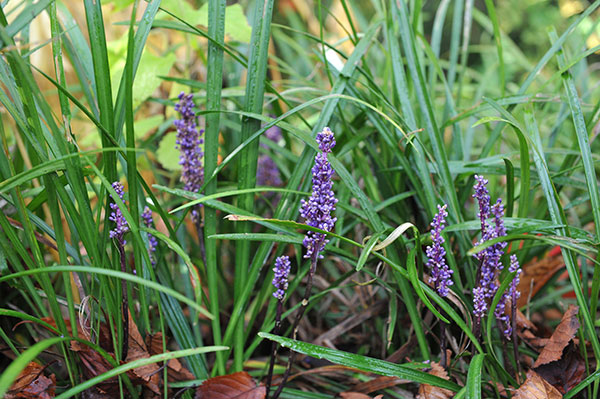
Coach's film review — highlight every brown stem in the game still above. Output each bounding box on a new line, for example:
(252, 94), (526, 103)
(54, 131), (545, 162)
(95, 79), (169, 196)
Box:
(271, 248), (320, 399)
(439, 310), (448, 369)
(511, 289), (521, 383)
(117, 241), (129, 360)
(266, 300), (283, 399)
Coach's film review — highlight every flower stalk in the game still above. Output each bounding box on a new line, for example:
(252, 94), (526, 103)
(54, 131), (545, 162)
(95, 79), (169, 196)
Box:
(109, 181), (129, 359)
(271, 128), (337, 399)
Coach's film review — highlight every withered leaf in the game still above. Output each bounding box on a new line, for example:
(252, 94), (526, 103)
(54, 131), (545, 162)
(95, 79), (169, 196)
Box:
(534, 343), (586, 394)
(145, 332), (195, 382)
(513, 371), (562, 399)
(517, 251), (564, 308)
(416, 362), (454, 399)
(349, 376), (408, 394)
(339, 393), (381, 399)
(195, 371), (266, 399)
(6, 362), (56, 399)
(533, 305), (579, 368)
(125, 313), (160, 396)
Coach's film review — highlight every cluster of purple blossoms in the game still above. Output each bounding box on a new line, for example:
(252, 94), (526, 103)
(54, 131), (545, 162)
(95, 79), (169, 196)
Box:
(142, 206), (158, 265)
(472, 175), (521, 336)
(495, 255), (522, 338)
(109, 182), (129, 244)
(272, 255), (291, 300)
(299, 128), (338, 260)
(174, 92), (204, 219)
(257, 124), (283, 187)
(425, 204), (453, 297)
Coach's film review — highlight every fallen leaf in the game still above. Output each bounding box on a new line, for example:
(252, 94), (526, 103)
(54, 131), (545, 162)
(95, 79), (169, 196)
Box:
(339, 393), (377, 399)
(71, 340), (124, 396)
(348, 376), (408, 394)
(6, 362), (56, 399)
(534, 305), (579, 367)
(534, 343), (586, 394)
(517, 251), (564, 308)
(146, 332), (195, 382)
(195, 371), (266, 399)
(513, 371), (562, 399)
(125, 313), (161, 396)
(416, 362), (453, 399)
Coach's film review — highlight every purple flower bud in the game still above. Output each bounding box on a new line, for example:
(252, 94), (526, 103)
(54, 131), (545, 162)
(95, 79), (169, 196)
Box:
(425, 204), (453, 297)
(472, 176), (509, 320)
(496, 254), (522, 339)
(174, 92), (204, 220)
(299, 127), (338, 259)
(142, 206), (158, 265)
(473, 175), (491, 234)
(109, 182), (129, 244)
(272, 255), (291, 300)
(257, 155), (282, 187)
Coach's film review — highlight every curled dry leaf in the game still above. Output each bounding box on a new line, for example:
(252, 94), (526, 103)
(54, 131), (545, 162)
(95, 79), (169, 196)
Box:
(6, 362), (56, 399)
(534, 343), (586, 394)
(533, 305), (579, 368)
(513, 371), (562, 399)
(339, 393), (383, 399)
(348, 376), (408, 394)
(416, 362), (453, 399)
(146, 332), (195, 382)
(195, 371), (266, 399)
(125, 312), (161, 396)
(517, 250), (564, 308)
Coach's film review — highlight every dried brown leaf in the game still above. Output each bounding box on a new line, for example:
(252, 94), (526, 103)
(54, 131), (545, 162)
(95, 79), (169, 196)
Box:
(533, 305), (579, 367)
(416, 362), (453, 399)
(146, 332), (195, 382)
(195, 372), (266, 399)
(339, 393), (377, 399)
(125, 313), (160, 395)
(513, 371), (562, 399)
(517, 252), (564, 308)
(6, 362), (56, 399)
(349, 376), (408, 394)
(534, 343), (586, 394)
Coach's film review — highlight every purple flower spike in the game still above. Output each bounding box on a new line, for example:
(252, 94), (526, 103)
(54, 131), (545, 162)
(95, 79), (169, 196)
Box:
(109, 182), (129, 244)
(473, 175), (491, 232)
(257, 155), (282, 187)
(495, 255), (522, 338)
(299, 127), (338, 259)
(264, 123), (282, 143)
(425, 204), (453, 297)
(257, 122), (283, 188)
(473, 286), (487, 318)
(142, 206), (158, 265)
(174, 92), (204, 219)
(272, 255), (291, 300)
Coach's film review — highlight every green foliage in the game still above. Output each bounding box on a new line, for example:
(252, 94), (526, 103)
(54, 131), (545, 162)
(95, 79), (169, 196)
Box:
(0, 0), (599, 397)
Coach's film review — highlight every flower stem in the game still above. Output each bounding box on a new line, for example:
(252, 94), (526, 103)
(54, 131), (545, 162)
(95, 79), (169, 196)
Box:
(271, 248), (320, 399)
(265, 300), (283, 399)
(117, 241), (129, 360)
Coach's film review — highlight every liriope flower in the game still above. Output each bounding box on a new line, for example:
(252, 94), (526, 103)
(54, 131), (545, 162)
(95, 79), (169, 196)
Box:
(272, 255), (291, 300)
(109, 182), (129, 244)
(425, 204), (453, 297)
(141, 206), (157, 265)
(174, 92), (204, 220)
(299, 127), (338, 260)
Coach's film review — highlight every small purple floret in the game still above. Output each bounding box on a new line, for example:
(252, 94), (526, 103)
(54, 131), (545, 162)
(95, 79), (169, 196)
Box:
(496, 254), (522, 338)
(425, 204), (453, 297)
(299, 127), (338, 259)
(142, 206), (158, 265)
(174, 92), (204, 220)
(272, 255), (291, 300)
(109, 182), (129, 244)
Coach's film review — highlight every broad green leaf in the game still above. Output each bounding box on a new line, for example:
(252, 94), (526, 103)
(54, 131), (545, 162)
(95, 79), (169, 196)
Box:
(157, 132), (181, 171)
